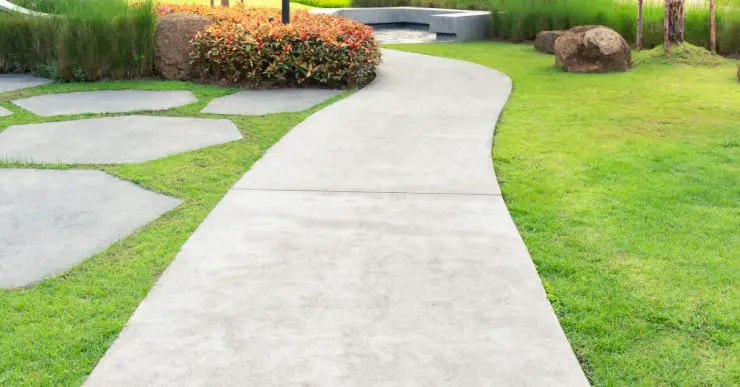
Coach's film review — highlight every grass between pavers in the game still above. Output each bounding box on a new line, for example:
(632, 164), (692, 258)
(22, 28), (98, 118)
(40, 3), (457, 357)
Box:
(388, 43), (740, 385)
(0, 80), (349, 385)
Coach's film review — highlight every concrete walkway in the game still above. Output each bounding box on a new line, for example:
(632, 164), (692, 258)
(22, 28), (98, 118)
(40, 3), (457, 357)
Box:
(86, 50), (588, 385)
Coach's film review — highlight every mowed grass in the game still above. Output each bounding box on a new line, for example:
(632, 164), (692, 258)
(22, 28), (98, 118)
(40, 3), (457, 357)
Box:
(0, 81), (347, 385)
(390, 43), (739, 385)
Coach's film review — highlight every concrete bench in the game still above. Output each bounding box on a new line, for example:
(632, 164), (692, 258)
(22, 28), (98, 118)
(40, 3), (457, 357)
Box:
(313, 7), (491, 41)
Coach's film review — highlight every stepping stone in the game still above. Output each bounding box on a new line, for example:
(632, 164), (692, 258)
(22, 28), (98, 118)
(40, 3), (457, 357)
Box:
(0, 169), (180, 288)
(0, 106), (11, 117)
(0, 74), (52, 93)
(0, 115), (242, 164)
(12, 90), (197, 117)
(201, 89), (339, 115)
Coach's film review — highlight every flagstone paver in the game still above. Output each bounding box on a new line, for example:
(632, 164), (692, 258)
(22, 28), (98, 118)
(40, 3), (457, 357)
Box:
(201, 89), (339, 115)
(0, 115), (242, 164)
(0, 169), (180, 288)
(0, 74), (52, 93)
(12, 90), (197, 117)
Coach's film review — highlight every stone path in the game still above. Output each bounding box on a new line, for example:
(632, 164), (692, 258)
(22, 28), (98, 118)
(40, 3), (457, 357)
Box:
(86, 50), (588, 385)
(0, 116), (242, 164)
(12, 90), (196, 117)
(202, 89), (339, 115)
(0, 74), (51, 93)
(0, 169), (180, 288)
(0, 106), (11, 117)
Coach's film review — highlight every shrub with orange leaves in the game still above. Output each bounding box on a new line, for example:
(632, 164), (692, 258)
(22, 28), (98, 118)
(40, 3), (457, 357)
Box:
(158, 4), (381, 88)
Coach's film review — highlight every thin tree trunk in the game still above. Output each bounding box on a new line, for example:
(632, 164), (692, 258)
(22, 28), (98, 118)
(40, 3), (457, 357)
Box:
(210, 0), (214, 6)
(664, 0), (685, 56)
(667, 0), (685, 44)
(637, 0), (644, 50)
(221, 0), (229, 7)
(664, 0), (671, 55)
(710, 0), (717, 54)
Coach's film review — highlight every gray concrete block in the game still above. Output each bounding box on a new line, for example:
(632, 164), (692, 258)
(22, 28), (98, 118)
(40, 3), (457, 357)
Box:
(85, 190), (588, 386)
(0, 106), (11, 117)
(313, 7), (491, 41)
(201, 89), (339, 115)
(0, 169), (180, 288)
(0, 115), (242, 164)
(0, 74), (52, 93)
(12, 90), (197, 117)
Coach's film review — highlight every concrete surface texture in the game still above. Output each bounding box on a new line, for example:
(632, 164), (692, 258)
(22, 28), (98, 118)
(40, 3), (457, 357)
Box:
(0, 74), (52, 93)
(0, 115), (242, 164)
(201, 89), (340, 115)
(0, 106), (11, 117)
(86, 49), (588, 385)
(313, 7), (491, 41)
(0, 169), (180, 288)
(12, 90), (197, 117)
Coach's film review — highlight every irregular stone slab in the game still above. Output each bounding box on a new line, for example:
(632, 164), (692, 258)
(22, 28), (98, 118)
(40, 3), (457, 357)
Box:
(86, 190), (587, 386)
(0, 74), (52, 93)
(0, 106), (11, 117)
(12, 90), (197, 117)
(201, 89), (339, 115)
(0, 169), (180, 288)
(0, 115), (242, 164)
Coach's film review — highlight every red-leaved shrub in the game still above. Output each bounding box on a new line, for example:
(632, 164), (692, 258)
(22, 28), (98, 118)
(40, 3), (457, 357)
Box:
(158, 5), (381, 88)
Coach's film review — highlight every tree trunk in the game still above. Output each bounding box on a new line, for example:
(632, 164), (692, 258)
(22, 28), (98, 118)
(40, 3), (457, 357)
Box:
(710, 0), (717, 54)
(637, 0), (644, 50)
(664, 0), (671, 55)
(664, 0), (685, 55)
(221, 0), (229, 7)
(667, 0), (685, 44)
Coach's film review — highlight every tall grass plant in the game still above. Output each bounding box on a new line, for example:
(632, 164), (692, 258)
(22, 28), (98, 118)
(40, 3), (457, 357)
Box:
(0, 0), (157, 80)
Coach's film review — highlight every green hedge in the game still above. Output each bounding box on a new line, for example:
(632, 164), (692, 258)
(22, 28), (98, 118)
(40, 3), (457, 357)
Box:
(350, 0), (740, 56)
(0, 0), (156, 81)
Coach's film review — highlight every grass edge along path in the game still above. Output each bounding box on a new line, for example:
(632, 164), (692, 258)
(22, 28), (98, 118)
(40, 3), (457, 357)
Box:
(387, 43), (739, 386)
(0, 80), (349, 385)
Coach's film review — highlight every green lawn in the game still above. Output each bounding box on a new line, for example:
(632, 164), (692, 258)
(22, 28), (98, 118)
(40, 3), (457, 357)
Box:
(390, 42), (739, 385)
(0, 81), (347, 385)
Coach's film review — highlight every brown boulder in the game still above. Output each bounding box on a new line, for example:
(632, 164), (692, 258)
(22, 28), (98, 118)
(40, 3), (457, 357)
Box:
(534, 30), (565, 54)
(554, 25), (631, 73)
(155, 13), (213, 80)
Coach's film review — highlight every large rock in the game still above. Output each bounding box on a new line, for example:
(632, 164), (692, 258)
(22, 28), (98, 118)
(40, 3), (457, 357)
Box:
(155, 13), (213, 80)
(534, 30), (565, 54)
(554, 25), (631, 73)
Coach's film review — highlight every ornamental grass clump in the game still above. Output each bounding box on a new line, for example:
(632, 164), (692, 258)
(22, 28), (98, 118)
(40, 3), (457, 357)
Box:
(0, 0), (156, 81)
(159, 5), (381, 88)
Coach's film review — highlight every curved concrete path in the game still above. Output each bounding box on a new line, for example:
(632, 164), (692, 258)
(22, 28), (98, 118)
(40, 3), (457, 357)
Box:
(86, 50), (588, 385)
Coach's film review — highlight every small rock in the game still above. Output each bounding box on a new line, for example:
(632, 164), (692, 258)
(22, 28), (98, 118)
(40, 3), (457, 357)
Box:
(534, 30), (565, 54)
(554, 25), (631, 73)
(155, 13), (213, 80)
